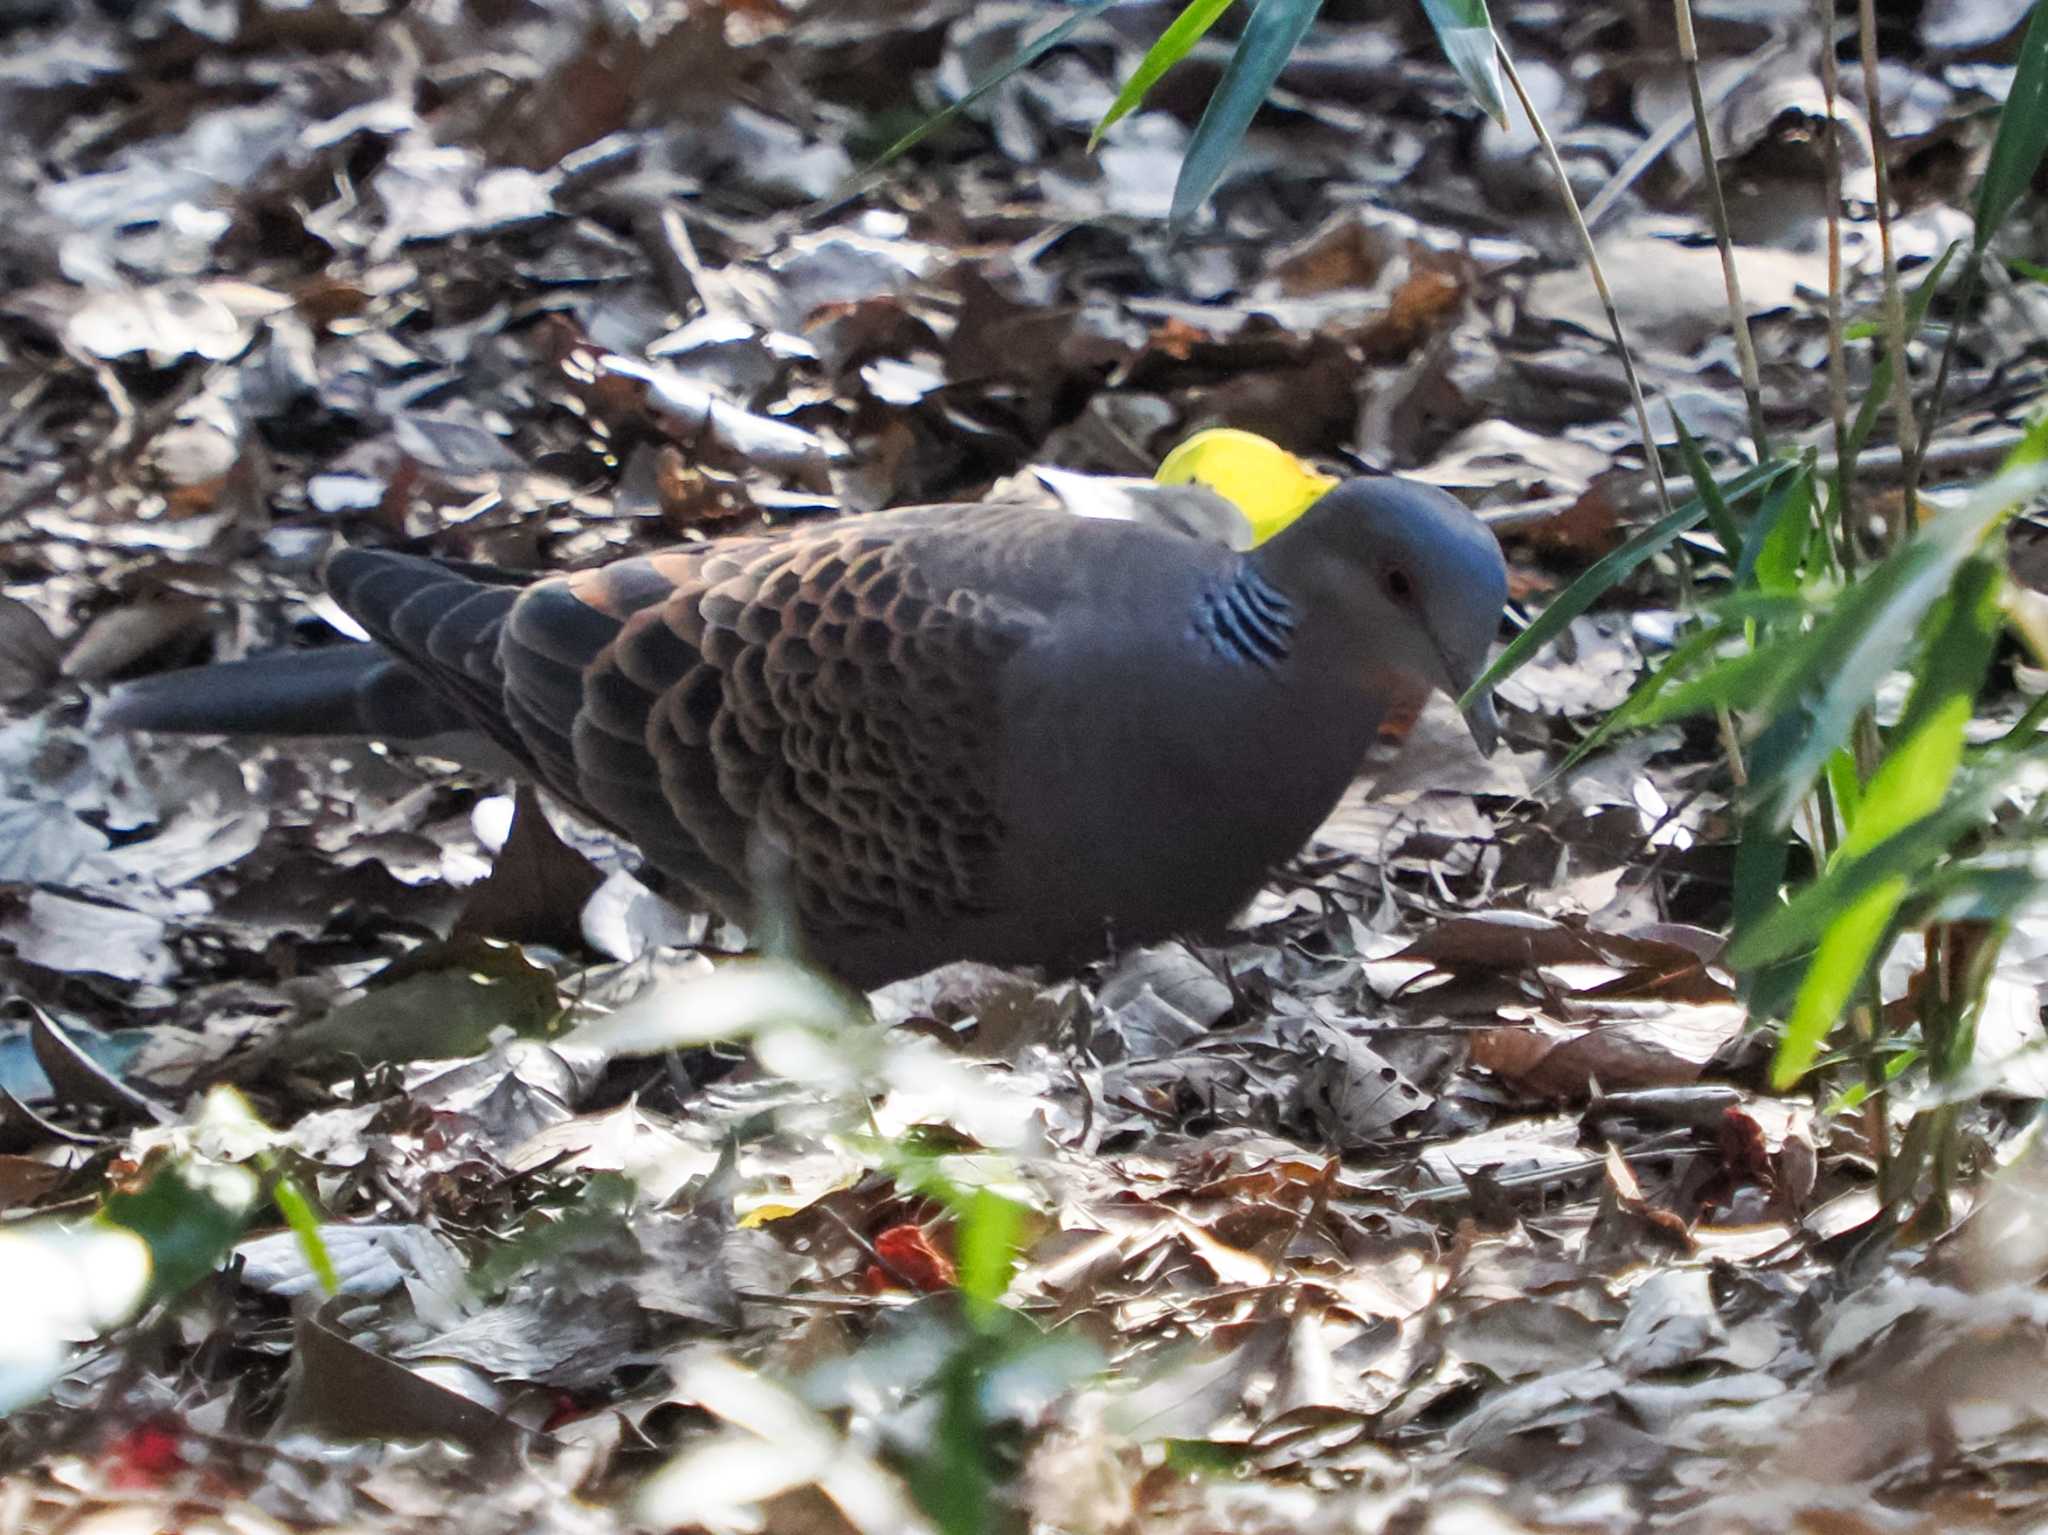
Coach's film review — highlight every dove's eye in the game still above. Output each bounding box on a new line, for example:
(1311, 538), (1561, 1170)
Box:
(1383, 564), (1414, 602)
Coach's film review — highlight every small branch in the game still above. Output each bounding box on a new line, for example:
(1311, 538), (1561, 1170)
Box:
(1581, 37), (1786, 232)
(1921, 256), (1985, 450)
(1818, 0), (1856, 574)
(1858, 0), (1922, 534)
(1673, 0), (1772, 459)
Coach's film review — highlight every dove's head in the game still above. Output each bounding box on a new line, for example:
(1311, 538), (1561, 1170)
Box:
(1255, 475), (1509, 755)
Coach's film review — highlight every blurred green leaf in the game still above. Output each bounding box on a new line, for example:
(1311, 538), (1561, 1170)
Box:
(1769, 573), (2007, 1088)
(871, 0), (1121, 168)
(1673, 416), (1743, 566)
(1837, 244), (1959, 487)
(1856, 559), (2002, 846)
(1731, 810), (1795, 950)
(1765, 558), (2006, 1085)
(1419, 0), (1506, 125)
(2006, 398), (2048, 469)
(268, 1171), (338, 1296)
(899, 1311), (1098, 1535)
(1904, 846), (2048, 925)
(1736, 461), (1817, 595)
(1742, 475), (2033, 834)
(1974, 0), (2048, 247)
(915, 1337), (1001, 1535)
(1778, 893), (1896, 1089)
(1172, 0), (1324, 224)
(955, 1188), (1025, 1321)
(1093, 0), (1235, 148)
(102, 1161), (258, 1306)
(1824, 744), (1864, 839)
(1734, 704), (2012, 973)
(1164, 1438), (1255, 1474)
(1548, 618), (1741, 782)
(1629, 625), (1819, 728)
(1827, 1043), (1919, 1113)
(1705, 590), (1827, 625)
(1461, 460), (1794, 706)
(1992, 688), (2048, 756)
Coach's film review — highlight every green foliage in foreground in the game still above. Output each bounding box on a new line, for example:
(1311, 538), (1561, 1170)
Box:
(1469, 1), (2048, 1211)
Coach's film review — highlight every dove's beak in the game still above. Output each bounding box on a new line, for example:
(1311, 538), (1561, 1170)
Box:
(1461, 687), (1501, 758)
(1431, 627), (1502, 759)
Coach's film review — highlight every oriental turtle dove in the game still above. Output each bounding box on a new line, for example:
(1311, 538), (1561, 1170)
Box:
(105, 475), (1507, 985)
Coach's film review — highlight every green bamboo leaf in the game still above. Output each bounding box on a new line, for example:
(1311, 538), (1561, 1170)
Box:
(1547, 594), (1815, 783)
(1546, 618), (1742, 782)
(1092, 0), (1236, 148)
(1854, 558), (2005, 843)
(1730, 810), (1793, 945)
(2007, 397), (2048, 469)
(1974, 0), (2048, 247)
(1418, 0), (1506, 125)
(1736, 561), (2007, 974)
(870, 0), (1121, 168)
(1547, 585), (1813, 790)
(1762, 559), (2006, 1086)
(268, 1170), (338, 1296)
(1460, 459), (1794, 707)
(1171, 0), (1324, 225)
(1775, 890), (1899, 1090)
(1743, 465), (2044, 833)
(1707, 590), (1827, 625)
(1735, 460), (1816, 595)
(918, 1345), (998, 1535)
(1824, 743), (1863, 837)
(1627, 625), (1821, 728)
(1672, 415), (1743, 566)
(1732, 772), (2006, 973)
(102, 1162), (258, 1307)
(1837, 243), (1960, 486)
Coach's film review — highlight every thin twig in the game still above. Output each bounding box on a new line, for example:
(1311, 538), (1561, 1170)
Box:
(1818, 0), (1855, 574)
(1850, 995), (1893, 1200)
(1581, 37), (1786, 233)
(1496, 44), (1676, 525)
(1858, 0), (1922, 534)
(1921, 257), (1984, 451)
(1672, 0), (1772, 459)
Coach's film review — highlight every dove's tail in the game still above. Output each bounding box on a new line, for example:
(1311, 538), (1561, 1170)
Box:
(100, 549), (529, 743)
(98, 641), (465, 739)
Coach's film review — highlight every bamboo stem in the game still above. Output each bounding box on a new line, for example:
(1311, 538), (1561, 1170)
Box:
(1673, 0), (1773, 459)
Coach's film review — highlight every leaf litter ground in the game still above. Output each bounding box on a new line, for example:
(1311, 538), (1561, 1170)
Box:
(2, 0), (2048, 1530)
